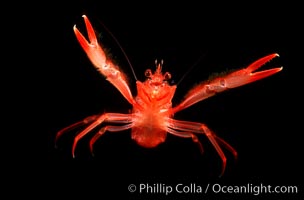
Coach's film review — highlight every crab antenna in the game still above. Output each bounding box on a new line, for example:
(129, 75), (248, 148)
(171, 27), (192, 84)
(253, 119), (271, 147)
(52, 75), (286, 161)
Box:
(177, 53), (206, 86)
(97, 19), (138, 81)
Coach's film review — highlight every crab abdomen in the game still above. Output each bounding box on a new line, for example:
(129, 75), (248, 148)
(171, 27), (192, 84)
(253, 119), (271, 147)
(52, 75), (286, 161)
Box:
(131, 126), (167, 148)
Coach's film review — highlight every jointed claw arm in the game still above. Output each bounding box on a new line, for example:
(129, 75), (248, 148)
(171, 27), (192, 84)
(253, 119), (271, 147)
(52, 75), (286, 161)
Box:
(73, 15), (136, 105)
(172, 53), (282, 113)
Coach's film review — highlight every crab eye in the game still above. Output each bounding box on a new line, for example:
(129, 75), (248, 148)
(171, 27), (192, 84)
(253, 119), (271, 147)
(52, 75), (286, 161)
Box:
(164, 72), (171, 81)
(145, 69), (152, 78)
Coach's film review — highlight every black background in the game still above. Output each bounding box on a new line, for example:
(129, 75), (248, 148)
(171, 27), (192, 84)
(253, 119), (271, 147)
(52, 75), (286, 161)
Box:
(39, 1), (302, 199)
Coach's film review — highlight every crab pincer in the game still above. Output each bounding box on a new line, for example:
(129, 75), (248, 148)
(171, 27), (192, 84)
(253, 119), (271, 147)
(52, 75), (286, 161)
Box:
(73, 15), (107, 70)
(223, 53), (283, 89)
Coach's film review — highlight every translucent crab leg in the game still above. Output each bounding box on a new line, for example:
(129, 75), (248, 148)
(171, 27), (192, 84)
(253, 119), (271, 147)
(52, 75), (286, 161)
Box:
(73, 15), (136, 105)
(166, 127), (204, 153)
(55, 115), (98, 148)
(166, 119), (237, 159)
(70, 113), (133, 157)
(172, 53), (283, 113)
(167, 118), (237, 177)
(89, 124), (134, 155)
(56, 113), (133, 157)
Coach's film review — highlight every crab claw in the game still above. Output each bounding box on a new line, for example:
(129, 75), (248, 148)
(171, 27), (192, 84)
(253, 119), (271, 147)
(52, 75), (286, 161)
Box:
(73, 15), (136, 106)
(73, 15), (107, 70)
(224, 53), (283, 88)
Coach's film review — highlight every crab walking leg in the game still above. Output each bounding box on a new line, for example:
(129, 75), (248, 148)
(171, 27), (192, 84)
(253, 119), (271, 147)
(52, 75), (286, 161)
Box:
(73, 15), (136, 106)
(167, 118), (237, 176)
(167, 128), (204, 153)
(172, 53), (283, 113)
(208, 134), (238, 160)
(89, 124), (134, 155)
(167, 118), (237, 158)
(55, 115), (99, 148)
(63, 113), (133, 157)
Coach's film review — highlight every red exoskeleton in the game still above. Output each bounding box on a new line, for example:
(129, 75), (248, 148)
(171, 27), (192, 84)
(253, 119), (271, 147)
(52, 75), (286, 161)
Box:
(56, 15), (282, 176)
